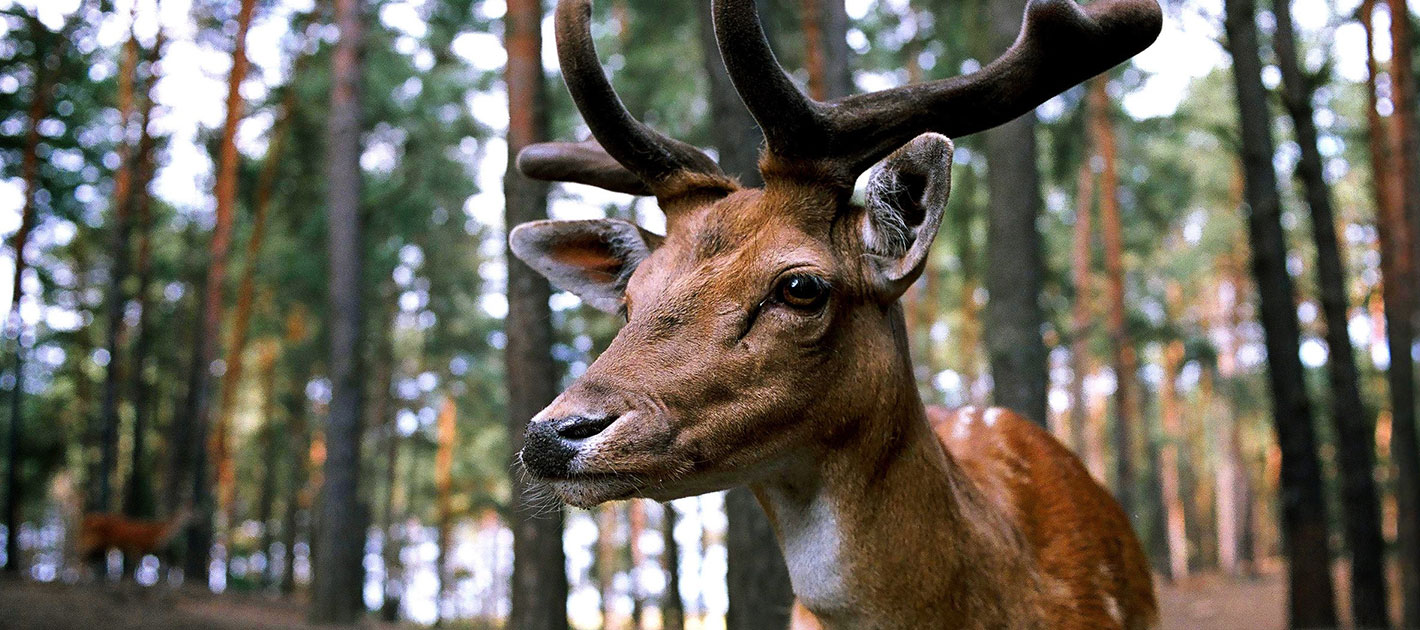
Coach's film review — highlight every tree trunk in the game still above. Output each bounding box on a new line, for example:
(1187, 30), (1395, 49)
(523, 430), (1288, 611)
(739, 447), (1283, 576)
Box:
(629, 501), (647, 629)
(434, 396), (456, 625)
(1089, 76), (1140, 517)
(698, 0), (765, 187)
(1069, 160), (1095, 459)
(96, 25), (143, 514)
(1272, 0), (1389, 623)
(696, 6), (795, 626)
(598, 505), (618, 630)
(1203, 362), (1239, 574)
(1159, 330), (1189, 582)
(505, 1), (570, 628)
(375, 324), (401, 622)
(254, 341), (280, 588)
(123, 29), (166, 523)
(1211, 258), (1253, 577)
(1363, 2), (1420, 623)
(1222, 0), (1337, 624)
(213, 68), (300, 537)
(724, 488), (795, 628)
(983, 0), (1048, 427)
(179, 0), (257, 582)
(662, 502), (684, 630)
(279, 343), (313, 597)
(800, 0), (851, 101)
(3, 16), (62, 575)
(310, 0), (367, 620)
(1389, 0), (1420, 294)
(950, 167), (982, 403)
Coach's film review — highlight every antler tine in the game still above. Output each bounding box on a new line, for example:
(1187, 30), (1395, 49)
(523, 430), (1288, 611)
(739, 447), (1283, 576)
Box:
(517, 140), (653, 196)
(713, 0), (1163, 182)
(543, 0), (731, 199)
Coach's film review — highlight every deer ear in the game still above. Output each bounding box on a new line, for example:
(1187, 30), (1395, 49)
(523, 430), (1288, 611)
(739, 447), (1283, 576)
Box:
(860, 133), (953, 301)
(508, 219), (660, 314)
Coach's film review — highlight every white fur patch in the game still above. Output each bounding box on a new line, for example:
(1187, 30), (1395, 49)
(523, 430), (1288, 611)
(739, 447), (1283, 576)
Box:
(1103, 593), (1124, 625)
(983, 408), (1003, 428)
(773, 490), (847, 616)
(863, 169), (915, 257)
(953, 418), (970, 441)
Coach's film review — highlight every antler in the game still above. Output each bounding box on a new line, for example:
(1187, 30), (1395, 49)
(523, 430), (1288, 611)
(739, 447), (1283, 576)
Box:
(713, 0), (1162, 185)
(517, 0), (735, 201)
(517, 140), (652, 196)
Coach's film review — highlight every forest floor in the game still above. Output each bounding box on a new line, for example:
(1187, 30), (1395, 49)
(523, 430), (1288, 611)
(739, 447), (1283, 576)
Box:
(1158, 571), (1288, 630)
(0, 571), (1299, 629)
(0, 580), (400, 630)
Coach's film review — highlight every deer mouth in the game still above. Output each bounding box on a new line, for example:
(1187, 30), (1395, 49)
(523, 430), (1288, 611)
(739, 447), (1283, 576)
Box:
(542, 474), (640, 508)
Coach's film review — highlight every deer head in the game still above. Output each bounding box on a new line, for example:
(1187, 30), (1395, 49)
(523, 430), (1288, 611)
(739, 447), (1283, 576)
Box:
(510, 0), (1161, 508)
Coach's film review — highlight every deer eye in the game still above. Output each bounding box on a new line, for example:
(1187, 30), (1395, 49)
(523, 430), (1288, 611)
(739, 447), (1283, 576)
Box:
(775, 274), (829, 310)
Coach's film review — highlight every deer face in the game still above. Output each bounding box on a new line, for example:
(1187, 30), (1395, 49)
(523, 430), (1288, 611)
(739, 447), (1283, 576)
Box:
(512, 136), (953, 507)
(507, 0), (1158, 507)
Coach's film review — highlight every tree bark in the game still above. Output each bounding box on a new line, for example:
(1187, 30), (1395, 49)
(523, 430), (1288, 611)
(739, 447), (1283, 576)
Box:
(1363, 2), (1420, 623)
(1212, 256), (1254, 577)
(1159, 330), (1189, 581)
(124, 29), (166, 523)
(800, 0), (851, 100)
(1389, 0), (1420, 294)
(698, 0), (765, 187)
(1090, 76), (1140, 517)
(1272, 0), (1389, 623)
(597, 505), (618, 630)
(1069, 160), (1095, 459)
(662, 502), (684, 630)
(279, 342), (313, 597)
(724, 488), (795, 628)
(375, 322), (401, 621)
(310, 0), (367, 620)
(505, 1), (570, 628)
(254, 341), (280, 588)
(434, 396), (456, 625)
(179, 0), (257, 582)
(96, 24), (143, 514)
(629, 500), (647, 629)
(1222, 0), (1337, 624)
(983, 0), (1048, 427)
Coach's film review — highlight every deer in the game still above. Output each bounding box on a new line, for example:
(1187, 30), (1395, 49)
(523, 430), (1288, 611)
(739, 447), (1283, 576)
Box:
(76, 506), (192, 572)
(508, 0), (1162, 627)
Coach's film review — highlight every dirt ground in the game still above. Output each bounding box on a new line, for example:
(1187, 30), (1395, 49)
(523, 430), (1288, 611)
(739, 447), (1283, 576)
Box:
(0, 573), (1289, 629)
(1159, 572), (1287, 630)
(0, 580), (398, 630)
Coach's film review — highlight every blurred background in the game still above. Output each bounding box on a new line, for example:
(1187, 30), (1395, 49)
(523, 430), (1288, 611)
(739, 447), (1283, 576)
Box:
(0, 0), (1417, 628)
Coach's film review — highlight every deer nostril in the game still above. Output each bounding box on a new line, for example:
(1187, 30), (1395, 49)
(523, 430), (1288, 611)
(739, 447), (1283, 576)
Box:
(555, 415), (617, 441)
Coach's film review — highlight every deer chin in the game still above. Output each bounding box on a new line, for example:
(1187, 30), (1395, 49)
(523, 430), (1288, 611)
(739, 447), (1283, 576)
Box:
(540, 453), (752, 507)
(545, 477), (640, 508)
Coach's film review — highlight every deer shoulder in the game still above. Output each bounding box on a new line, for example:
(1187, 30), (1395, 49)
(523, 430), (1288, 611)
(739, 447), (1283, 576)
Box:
(931, 406), (1158, 630)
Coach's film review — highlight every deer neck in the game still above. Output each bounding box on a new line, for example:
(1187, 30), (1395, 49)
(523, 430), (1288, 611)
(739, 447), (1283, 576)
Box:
(750, 315), (1044, 628)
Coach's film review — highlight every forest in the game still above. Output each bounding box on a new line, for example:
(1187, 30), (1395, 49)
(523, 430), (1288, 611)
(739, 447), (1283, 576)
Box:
(0, 0), (1418, 628)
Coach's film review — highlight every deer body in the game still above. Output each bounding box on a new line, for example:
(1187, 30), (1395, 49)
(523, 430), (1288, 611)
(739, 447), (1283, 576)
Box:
(767, 402), (1155, 629)
(77, 510), (189, 564)
(507, 0), (1162, 626)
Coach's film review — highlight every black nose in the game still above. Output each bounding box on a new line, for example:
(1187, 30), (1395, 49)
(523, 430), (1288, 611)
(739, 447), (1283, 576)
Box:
(520, 415), (618, 478)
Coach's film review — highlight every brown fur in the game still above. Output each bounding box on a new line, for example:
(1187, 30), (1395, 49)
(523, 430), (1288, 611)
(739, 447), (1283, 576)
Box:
(77, 509), (190, 564)
(517, 175), (1156, 628)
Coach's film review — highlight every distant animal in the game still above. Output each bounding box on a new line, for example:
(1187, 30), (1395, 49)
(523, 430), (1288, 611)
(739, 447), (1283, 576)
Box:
(510, 0), (1163, 627)
(77, 507), (192, 567)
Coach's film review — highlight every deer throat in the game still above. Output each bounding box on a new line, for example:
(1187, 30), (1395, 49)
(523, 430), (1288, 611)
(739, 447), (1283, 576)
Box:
(752, 406), (1046, 629)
